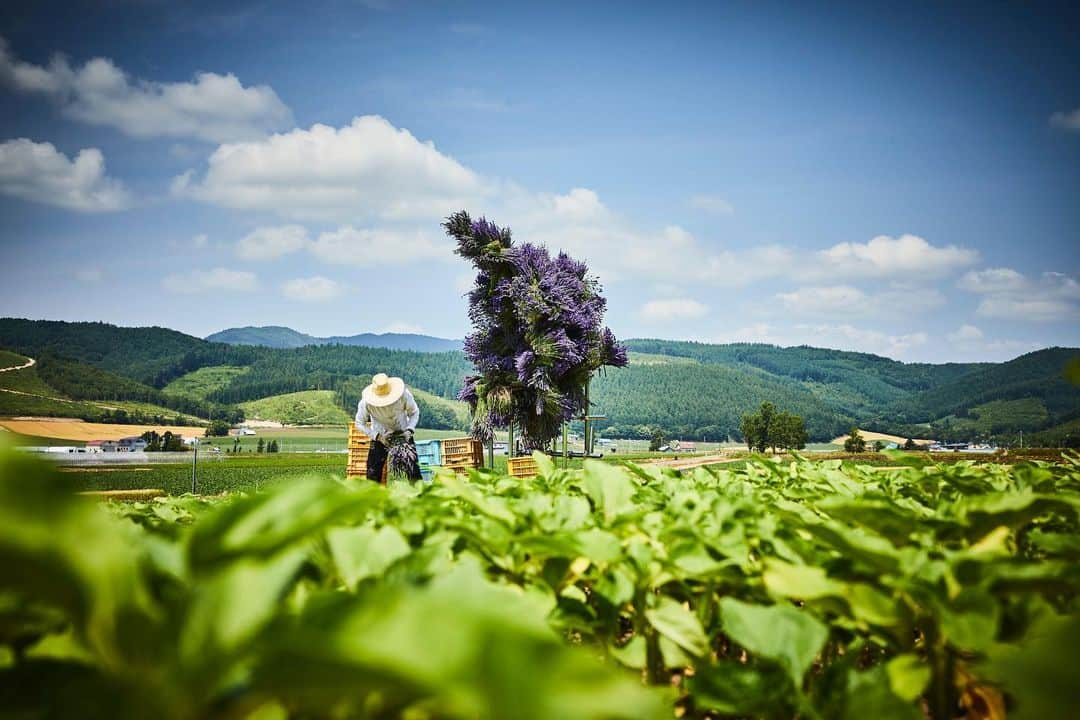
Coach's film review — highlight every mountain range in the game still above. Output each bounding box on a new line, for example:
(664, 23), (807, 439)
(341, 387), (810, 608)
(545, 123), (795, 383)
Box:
(1, 318), (1077, 445)
(206, 326), (462, 353)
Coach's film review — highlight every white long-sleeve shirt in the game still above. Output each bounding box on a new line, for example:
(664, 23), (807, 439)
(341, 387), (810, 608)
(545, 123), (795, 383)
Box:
(355, 389), (420, 442)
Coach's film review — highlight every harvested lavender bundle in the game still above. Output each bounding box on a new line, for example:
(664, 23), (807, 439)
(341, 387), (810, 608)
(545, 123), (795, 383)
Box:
(444, 211), (628, 450)
(386, 431), (418, 478)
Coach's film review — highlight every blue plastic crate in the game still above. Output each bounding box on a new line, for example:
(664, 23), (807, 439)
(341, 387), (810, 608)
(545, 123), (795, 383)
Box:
(415, 439), (441, 467)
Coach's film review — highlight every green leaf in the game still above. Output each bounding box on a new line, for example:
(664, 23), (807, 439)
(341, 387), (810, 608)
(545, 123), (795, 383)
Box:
(327, 525), (412, 587)
(719, 597), (828, 687)
(844, 664), (922, 720)
(581, 461), (637, 525)
(646, 598), (709, 657)
(885, 654), (930, 703)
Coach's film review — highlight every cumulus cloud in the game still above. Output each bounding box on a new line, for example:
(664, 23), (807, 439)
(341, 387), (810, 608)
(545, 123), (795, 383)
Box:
(818, 234), (978, 278)
(0, 138), (130, 211)
(1050, 108), (1080, 131)
(775, 284), (945, 317)
(945, 324), (1038, 360)
(0, 36), (291, 142)
(958, 267), (1080, 322)
(236, 224), (310, 260)
(777, 285), (866, 314)
(162, 267), (256, 294)
(179, 116), (488, 222)
(947, 324), (984, 343)
(688, 193), (735, 214)
(308, 225), (452, 266)
(281, 276), (343, 302)
(957, 267), (1026, 294)
(793, 323), (929, 357)
(640, 298), (709, 321)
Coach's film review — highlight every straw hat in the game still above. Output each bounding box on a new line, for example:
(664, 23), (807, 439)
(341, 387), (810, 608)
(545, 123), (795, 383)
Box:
(362, 373), (405, 407)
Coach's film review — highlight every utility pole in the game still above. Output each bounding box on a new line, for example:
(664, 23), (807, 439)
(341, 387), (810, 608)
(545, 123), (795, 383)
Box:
(191, 438), (198, 494)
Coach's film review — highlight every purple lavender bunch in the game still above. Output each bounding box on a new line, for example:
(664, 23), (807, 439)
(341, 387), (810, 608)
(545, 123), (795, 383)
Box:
(444, 210), (628, 449)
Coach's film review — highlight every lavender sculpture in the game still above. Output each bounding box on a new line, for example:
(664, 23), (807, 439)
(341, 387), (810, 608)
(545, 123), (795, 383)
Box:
(445, 211), (628, 450)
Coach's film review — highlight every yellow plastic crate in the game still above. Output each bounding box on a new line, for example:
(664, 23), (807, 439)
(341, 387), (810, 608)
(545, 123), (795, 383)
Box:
(507, 455), (538, 479)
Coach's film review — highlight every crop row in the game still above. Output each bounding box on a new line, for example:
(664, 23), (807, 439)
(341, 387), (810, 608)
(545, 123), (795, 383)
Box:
(1, 448), (1077, 718)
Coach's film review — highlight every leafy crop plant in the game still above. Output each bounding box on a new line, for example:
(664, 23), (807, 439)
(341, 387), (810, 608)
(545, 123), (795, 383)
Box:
(1, 445), (1078, 718)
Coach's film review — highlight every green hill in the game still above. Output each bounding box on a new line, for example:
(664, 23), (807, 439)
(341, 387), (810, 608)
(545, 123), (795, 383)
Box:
(164, 366), (250, 399)
(207, 325), (462, 352)
(241, 390), (351, 425)
(2, 318), (1075, 444)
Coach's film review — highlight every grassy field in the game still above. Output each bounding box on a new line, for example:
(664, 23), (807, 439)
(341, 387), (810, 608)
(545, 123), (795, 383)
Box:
(162, 365), (249, 399)
(0, 349), (29, 367)
(240, 390), (350, 425)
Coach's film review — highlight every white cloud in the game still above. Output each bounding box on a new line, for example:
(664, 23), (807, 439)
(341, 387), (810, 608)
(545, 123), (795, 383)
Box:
(959, 268), (1080, 322)
(162, 267), (256, 294)
(1050, 108), (1080, 131)
(236, 224), (310, 260)
(688, 193), (735, 214)
(281, 276), (343, 303)
(179, 115), (488, 222)
(0, 138), (130, 211)
(958, 267), (1026, 294)
(947, 324), (984, 342)
(818, 234), (978, 278)
(640, 298), (709, 321)
(793, 323), (929, 357)
(945, 324), (1038, 360)
(976, 297), (1075, 323)
(191, 233), (209, 249)
(0, 36), (291, 142)
(775, 284), (944, 317)
(777, 285), (866, 314)
(308, 225), (452, 266)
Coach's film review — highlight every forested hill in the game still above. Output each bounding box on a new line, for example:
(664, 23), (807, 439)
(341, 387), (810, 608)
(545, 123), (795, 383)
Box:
(207, 325), (462, 353)
(1, 319), (1076, 443)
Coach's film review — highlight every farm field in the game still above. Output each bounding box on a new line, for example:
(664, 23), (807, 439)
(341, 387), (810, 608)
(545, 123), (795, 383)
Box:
(2, 446), (1077, 718)
(0, 418), (206, 441)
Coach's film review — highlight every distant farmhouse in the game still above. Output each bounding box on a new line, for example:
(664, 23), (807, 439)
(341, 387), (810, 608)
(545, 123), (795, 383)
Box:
(86, 436), (147, 452)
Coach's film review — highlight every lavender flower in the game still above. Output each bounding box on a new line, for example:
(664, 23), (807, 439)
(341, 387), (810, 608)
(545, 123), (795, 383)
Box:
(444, 210), (628, 450)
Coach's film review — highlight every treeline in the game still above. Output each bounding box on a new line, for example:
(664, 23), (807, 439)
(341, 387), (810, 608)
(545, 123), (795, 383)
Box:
(35, 355), (245, 423)
(590, 362), (853, 442)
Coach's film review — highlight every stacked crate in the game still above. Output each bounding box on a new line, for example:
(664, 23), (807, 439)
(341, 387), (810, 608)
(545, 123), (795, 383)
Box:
(346, 423), (387, 482)
(441, 437), (484, 472)
(507, 455), (538, 479)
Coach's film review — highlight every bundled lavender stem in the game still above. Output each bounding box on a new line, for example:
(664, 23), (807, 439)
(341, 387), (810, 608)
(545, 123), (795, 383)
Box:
(445, 211), (628, 450)
(386, 431), (418, 478)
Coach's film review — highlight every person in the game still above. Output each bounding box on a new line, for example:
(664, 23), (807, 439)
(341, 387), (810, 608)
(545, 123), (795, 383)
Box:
(355, 373), (422, 481)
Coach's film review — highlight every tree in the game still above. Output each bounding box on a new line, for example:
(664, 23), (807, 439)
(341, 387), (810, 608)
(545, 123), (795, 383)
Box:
(903, 438), (917, 451)
(267, 439), (279, 453)
(141, 430), (162, 452)
(257, 438), (265, 454)
(773, 412), (808, 451)
(873, 440), (886, 452)
(844, 427), (866, 453)
(741, 401), (778, 453)
(446, 211), (628, 450)
(205, 420), (231, 437)
(649, 429), (666, 451)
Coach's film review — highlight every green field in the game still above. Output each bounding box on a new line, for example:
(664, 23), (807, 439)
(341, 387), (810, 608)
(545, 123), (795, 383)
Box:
(163, 365), (250, 399)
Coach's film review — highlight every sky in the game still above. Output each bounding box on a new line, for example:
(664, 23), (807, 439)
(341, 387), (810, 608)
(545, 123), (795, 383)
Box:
(0, 0), (1078, 363)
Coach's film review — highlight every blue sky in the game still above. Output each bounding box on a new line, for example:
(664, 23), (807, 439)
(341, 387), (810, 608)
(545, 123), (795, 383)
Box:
(1, 0), (1077, 362)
